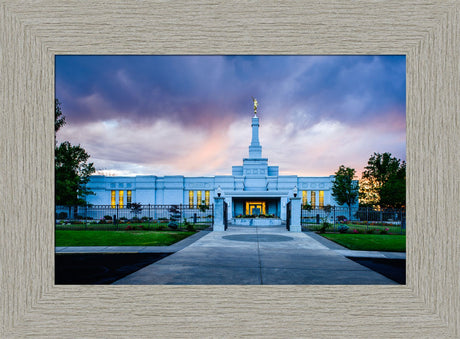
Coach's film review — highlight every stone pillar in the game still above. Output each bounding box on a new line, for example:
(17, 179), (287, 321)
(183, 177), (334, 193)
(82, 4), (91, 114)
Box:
(213, 196), (225, 231)
(289, 197), (302, 232)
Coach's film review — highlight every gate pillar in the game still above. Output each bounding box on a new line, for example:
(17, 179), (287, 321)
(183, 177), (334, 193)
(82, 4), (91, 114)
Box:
(213, 196), (225, 231)
(289, 197), (302, 232)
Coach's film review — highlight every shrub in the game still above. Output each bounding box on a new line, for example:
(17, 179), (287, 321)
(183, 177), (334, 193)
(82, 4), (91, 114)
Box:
(338, 225), (349, 233)
(141, 216), (149, 221)
(186, 224), (195, 231)
(318, 221), (331, 233)
(168, 222), (178, 230)
(337, 215), (347, 222)
(366, 229), (375, 234)
(119, 217), (127, 221)
(380, 227), (389, 235)
(198, 201), (209, 212)
(302, 203), (313, 211)
(103, 215), (113, 221)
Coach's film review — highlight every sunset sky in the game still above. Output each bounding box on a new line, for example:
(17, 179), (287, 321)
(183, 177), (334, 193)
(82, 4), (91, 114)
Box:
(55, 55), (406, 178)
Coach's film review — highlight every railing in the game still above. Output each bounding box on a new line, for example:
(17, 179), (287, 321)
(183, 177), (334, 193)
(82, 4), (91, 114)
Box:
(55, 204), (214, 231)
(301, 206), (406, 234)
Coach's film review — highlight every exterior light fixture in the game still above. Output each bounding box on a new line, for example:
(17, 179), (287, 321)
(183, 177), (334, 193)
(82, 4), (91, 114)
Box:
(216, 186), (222, 197)
(293, 185), (298, 197)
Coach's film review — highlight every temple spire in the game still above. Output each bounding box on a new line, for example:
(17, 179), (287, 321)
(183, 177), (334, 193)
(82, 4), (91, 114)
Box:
(249, 98), (262, 158)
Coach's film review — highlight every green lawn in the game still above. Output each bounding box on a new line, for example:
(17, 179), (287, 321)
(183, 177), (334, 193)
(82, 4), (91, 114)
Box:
(320, 233), (406, 252)
(56, 230), (196, 247)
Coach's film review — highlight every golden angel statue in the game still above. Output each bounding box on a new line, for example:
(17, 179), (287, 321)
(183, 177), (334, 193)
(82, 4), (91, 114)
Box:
(252, 97), (258, 115)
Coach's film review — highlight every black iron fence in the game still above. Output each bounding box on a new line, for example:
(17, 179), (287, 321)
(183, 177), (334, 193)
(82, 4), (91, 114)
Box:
(301, 206), (406, 234)
(56, 204), (214, 231)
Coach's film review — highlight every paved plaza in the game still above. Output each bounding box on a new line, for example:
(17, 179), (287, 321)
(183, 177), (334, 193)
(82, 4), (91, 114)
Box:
(110, 226), (399, 285)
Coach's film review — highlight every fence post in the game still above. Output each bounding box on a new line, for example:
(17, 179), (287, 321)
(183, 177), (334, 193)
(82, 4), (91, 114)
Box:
(333, 206), (336, 231)
(366, 207), (369, 232)
(180, 204), (182, 230)
(116, 204), (119, 230)
(401, 208), (405, 235)
(148, 204), (150, 227)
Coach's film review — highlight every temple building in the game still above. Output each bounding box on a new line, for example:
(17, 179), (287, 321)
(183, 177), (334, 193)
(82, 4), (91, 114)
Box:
(87, 105), (342, 222)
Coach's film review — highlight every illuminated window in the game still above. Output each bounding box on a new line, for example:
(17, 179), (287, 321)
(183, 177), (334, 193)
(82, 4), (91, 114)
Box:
(119, 190), (124, 208)
(189, 191), (194, 207)
(127, 190), (132, 207)
(197, 191), (202, 206)
(319, 190), (324, 208)
(311, 191), (316, 207)
(205, 191), (210, 205)
(302, 190), (308, 205)
(111, 190), (116, 208)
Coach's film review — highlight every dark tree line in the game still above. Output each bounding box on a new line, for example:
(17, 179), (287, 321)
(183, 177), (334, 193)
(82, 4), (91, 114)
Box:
(362, 152), (406, 208)
(331, 152), (406, 213)
(55, 99), (95, 214)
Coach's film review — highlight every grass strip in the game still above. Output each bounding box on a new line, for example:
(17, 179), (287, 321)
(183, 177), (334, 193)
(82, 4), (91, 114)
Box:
(320, 233), (406, 252)
(56, 230), (196, 247)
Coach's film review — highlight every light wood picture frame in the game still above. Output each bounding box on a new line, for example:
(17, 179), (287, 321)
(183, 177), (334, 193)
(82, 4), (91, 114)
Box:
(1, 1), (458, 337)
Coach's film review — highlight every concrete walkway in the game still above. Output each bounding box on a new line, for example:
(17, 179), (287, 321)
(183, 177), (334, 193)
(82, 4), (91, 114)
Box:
(112, 225), (400, 285)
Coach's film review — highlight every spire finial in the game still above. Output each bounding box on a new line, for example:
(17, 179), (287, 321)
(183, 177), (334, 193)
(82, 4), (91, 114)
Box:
(252, 97), (258, 115)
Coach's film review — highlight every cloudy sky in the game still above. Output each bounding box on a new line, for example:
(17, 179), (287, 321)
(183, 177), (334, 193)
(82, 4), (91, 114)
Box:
(55, 55), (405, 178)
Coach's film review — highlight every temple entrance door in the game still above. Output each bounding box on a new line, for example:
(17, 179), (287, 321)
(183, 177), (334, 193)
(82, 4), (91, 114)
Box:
(245, 201), (266, 216)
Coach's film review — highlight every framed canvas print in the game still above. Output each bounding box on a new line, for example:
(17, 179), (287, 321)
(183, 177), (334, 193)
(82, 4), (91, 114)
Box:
(1, 1), (458, 337)
(53, 54), (407, 286)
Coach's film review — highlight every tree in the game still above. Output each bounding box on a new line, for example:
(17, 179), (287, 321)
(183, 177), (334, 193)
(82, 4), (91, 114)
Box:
(379, 161), (406, 208)
(55, 100), (95, 215)
(55, 99), (66, 134)
(358, 177), (379, 207)
(130, 202), (143, 219)
(198, 199), (209, 212)
(361, 152), (406, 208)
(331, 165), (359, 220)
(55, 141), (95, 208)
